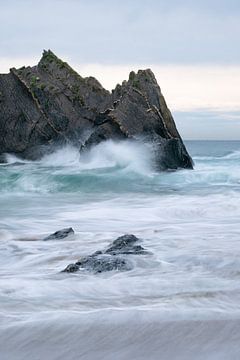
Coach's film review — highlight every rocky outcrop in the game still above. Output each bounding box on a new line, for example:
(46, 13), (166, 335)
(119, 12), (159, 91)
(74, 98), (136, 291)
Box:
(62, 234), (149, 274)
(0, 50), (193, 169)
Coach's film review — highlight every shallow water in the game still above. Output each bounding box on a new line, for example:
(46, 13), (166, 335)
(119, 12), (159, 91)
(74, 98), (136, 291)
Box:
(0, 140), (240, 359)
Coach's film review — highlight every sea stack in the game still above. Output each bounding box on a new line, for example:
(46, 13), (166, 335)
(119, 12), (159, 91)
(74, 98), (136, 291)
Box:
(0, 50), (193, 170)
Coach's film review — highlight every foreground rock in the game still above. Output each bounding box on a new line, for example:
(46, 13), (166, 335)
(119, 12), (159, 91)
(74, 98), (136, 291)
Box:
(64, 256), (131, 274)
(62, 234), (149, 274)
(0, 50), (193, 170)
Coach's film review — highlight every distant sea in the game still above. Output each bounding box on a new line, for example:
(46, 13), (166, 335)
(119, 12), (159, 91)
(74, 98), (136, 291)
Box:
(0, 140), (240, 360)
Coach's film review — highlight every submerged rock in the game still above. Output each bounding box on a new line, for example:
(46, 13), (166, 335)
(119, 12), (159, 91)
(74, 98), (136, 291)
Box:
(62, 234), (148, 274)
(44, 227), (74, 241)
(0, 50), (193, 170)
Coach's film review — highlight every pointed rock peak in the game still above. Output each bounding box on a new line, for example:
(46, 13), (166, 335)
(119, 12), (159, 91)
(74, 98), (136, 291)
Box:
(40, 49), (59, 63)
(128, 71), (136, 81)
(38, 49), (84, 81)
(136, 69), (157, 83)
(43, 49), (54, 56)
(38, 49), (66, 69)
(127, 68), (158, 89)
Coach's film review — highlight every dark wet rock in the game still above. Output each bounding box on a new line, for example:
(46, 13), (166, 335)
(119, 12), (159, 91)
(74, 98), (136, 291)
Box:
(76, 255), (132, 273)
(44, 227), (74, 241)
(62, 234), (149, 274)
(63, 255), (131, 274)
(105, 234), (148, 255)
(91, 250), (103, 256)
(62, 263), (79, 273)
(0, 154), (7, 163)
(0, 50), (193, 170)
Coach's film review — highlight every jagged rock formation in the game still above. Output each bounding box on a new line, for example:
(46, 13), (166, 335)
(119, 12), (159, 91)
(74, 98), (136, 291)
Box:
(0, 50), (193, 169)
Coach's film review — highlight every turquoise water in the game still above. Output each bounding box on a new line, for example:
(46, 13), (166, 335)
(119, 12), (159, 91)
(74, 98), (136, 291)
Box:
(0, 140), (240, 359)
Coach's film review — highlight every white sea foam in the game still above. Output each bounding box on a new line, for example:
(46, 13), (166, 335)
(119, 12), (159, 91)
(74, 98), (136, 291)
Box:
(1, 140), (240, 359)
(5, 153), (31, 164)
(40, 145), (81, 167)
(40, 140), (154, 175)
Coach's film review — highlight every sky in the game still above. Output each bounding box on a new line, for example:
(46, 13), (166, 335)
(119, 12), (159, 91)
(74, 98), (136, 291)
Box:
(0, 0), (240, 139)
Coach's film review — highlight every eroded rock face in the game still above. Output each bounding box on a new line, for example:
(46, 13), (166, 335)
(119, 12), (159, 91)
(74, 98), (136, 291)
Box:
(62, 234), (149, 274)
(0, 50), (193, 169)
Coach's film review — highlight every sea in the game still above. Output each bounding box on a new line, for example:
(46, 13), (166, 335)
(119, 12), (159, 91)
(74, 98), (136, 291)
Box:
(0, 140), (240, 360)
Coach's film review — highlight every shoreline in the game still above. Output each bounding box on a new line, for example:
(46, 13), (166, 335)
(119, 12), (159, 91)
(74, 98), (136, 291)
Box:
(1, 311), (240, 360)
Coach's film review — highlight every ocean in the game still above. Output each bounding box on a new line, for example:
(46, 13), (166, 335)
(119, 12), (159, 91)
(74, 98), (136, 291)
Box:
(0, 140), (240, 359)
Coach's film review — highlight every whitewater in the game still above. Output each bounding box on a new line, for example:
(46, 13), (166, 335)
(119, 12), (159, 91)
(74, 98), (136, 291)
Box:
(0, 140), (240, 360)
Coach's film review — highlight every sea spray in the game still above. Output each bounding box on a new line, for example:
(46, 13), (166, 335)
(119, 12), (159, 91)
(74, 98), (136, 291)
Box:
(40, 140), (154, 173)
(0, 140), (239, 195)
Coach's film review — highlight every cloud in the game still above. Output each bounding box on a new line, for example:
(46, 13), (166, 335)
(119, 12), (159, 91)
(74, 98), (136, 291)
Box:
(1, 1), (240, 139)
(0, 0), (240, 64)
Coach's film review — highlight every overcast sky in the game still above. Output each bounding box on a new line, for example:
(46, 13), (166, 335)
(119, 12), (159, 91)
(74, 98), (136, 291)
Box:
(1, 0), (240, 139)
